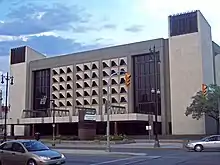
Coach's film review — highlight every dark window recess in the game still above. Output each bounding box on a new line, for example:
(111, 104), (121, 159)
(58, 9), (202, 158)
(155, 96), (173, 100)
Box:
(112, 98), (118, 103)
(103, 80), (108, 86)
(76, 66), (82, 72)
(67, 76), (72, 81)
(52, 86), (58, 91)
(76, 83), (82, 88)
(52, 78), (58, 83)
(59, 77), (65, 82)
(67, 93), (72, 98)
(103, 71), (109, 77)
(133, 52), (161, 115)
(59, 69), (65, 74)
(84, 74), (90, 79)
(52, 94), (58, 99)
(84, 100), (90, 105)
(120, 97), (127, 103)
(76, 75), (82, 80)
(102, 62), (109, 68)
(67, 84), (72, 89)
(111, 61), (117, 67)
(120, 78), (125, 84)
(103, 89), (107, 95)
(10, 46), (26, 64)
(76, 100), (82, 106)
(67, 101), (72, 106)
(111, 88), (118, 94)
(92, 81), (98, 87)
(103, 98), (106, 104)
(120, 59), (126, 66)
(120, 87), (126, 93)
(59, 85), (65, 90)
(59, 102), (64, 107)
(84, 82), (90, 88)
(92, 72), (98, 78)
(84, 65), (89, 71)
(92, 64), (98, 69)
(52, 70), (58, 75)
(59, 93), (65, 98)
(76, 92), (82, 97)
(111, 70), (116, 74)
(92, 90), (98, 96)
(67, 67), (72, 73)
(120, 68), (125, 72)
(92, 99), (98, 105)
(33, 69), (51, 111)
(169, 11), (198, 37)
(84, 91), (90, 96)
(111, 79), (117, 85)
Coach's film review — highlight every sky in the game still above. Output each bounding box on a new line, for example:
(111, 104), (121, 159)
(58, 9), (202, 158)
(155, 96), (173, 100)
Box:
(0, 0), (219, 84)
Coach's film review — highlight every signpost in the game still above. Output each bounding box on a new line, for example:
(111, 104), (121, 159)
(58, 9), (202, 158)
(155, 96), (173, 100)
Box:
(84, 109), (96, 121)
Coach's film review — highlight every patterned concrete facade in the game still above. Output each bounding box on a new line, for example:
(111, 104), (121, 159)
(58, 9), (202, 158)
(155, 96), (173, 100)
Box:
(4, 10), (220, 136)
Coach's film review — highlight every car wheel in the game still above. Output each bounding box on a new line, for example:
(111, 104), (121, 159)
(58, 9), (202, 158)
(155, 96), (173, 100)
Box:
(194, 144), (203, 152)
(27, 159), (37, 165)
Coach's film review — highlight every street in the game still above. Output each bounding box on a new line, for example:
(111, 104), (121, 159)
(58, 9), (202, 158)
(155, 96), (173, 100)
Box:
(63, 149), (220, 165)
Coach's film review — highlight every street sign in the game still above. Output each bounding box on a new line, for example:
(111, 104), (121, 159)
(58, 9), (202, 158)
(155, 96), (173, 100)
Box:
(146, 125), (152, 130)
(84, 109), (96, 121)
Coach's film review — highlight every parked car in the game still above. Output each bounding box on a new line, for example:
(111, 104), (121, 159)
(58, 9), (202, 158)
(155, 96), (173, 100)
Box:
(0, 140), (66, 165)
(185, 135), (220, 152)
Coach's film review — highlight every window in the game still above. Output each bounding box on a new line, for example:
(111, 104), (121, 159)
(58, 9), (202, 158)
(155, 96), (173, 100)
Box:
(10, 46), (26, 64)
(12, 143), (25, 153)
(22, 141), (49, 152)
(0, 142), (12, 151)
(133, 52), (161, 115)
(33, 69), (51, 112)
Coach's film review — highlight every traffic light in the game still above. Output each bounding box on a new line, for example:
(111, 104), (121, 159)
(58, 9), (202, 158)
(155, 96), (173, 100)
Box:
(202, 84), (208, 96)
(125, 73), (131, 87)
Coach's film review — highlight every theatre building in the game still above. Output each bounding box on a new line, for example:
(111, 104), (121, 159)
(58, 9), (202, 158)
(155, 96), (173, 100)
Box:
(3, 10), (220, 137)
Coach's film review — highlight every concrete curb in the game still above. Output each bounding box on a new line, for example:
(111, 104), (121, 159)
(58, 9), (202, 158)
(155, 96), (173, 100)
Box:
(51, 146), (184, 151)
(56, 149), (148, 156)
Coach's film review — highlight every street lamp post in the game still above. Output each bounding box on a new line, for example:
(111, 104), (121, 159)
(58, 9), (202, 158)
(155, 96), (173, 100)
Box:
(50, 100), (55, 146)
(106, 70), (126, 152)
(150, 46), (160, 148)
(1, 72), (14, 142)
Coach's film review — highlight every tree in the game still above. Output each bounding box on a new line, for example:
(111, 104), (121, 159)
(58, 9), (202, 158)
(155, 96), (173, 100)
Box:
(185, 84), (220, 134)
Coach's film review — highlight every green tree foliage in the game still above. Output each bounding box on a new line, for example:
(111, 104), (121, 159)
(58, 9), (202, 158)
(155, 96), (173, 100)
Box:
(185, 84), (220, 134)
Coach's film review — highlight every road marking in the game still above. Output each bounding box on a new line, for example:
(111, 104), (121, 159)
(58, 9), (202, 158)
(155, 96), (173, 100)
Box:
(90, 156), (144, 165)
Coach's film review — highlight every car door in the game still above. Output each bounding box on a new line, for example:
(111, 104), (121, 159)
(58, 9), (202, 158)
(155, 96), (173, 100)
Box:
(215, 136), (220, 149)
(10, 142), (27, 165)
(204, 136), (218, 149)
(0, 142), (13, 165)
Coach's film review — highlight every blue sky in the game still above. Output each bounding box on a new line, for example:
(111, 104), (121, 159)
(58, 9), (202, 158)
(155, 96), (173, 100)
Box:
(0, 0), (219, 76)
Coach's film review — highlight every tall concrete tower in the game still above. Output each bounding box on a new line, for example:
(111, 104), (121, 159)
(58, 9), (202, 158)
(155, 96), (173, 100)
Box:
(168, 11), (215, 135)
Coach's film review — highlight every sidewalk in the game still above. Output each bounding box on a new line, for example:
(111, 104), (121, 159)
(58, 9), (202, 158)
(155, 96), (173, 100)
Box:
(45, 142), (184, 150)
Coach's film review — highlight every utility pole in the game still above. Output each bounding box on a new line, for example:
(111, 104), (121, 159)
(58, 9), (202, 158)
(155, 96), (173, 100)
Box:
(51, 100), (55, 146)
(150, 46), (160, 148)
(1, 72), (14, 142)
(106, 70), (126, 152)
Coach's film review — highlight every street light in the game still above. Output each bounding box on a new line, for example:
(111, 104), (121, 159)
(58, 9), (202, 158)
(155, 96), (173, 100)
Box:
(50, 99), (55, 146)
(106, 70), (126, 152)
(149, 45), (161, 148)
(1, 72), (14, 142)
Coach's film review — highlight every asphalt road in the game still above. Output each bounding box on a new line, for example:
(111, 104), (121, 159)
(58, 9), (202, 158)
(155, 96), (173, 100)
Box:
(64, 150), (220, 165)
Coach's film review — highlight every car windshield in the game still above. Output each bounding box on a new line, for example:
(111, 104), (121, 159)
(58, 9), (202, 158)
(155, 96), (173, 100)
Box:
(22, 141), (49, 152)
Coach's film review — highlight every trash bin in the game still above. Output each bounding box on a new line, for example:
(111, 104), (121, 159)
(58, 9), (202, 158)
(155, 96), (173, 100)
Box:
(34, 132), (40, 141)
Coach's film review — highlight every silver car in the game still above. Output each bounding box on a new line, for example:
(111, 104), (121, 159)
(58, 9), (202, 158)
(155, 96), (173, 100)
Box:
(185, 135), (220, 152)
(0, 140), (66, 165)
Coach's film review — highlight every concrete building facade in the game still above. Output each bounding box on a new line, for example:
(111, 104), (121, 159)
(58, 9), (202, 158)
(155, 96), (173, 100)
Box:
(2, 10), (220, 137)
